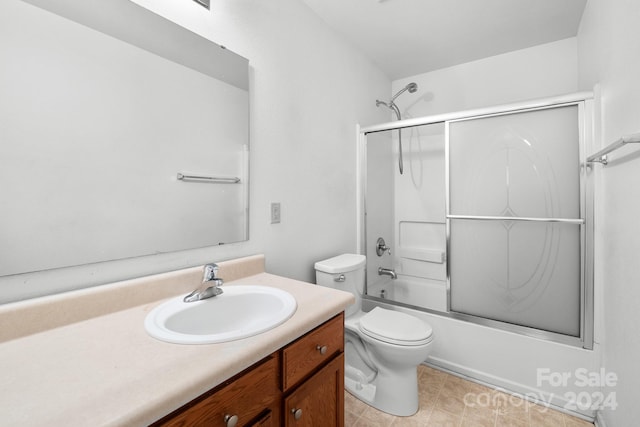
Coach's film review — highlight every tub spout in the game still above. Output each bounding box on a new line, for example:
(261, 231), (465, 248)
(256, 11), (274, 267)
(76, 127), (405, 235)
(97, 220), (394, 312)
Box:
(378, 267), (397, 280)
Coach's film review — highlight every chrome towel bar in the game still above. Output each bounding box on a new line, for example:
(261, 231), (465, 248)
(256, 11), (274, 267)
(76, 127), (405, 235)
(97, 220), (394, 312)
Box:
(177, 173), (240, 183)
(586, 132), (640, 165)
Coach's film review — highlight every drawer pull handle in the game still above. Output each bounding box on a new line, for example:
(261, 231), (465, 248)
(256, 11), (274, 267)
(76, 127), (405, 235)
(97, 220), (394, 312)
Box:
(224, 414), (238, 427)
(291, 408), (303, 420)
(316, 345), (328, 355)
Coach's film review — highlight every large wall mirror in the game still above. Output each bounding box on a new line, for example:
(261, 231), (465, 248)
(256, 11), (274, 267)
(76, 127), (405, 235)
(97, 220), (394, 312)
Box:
(0, 0), (249, 277)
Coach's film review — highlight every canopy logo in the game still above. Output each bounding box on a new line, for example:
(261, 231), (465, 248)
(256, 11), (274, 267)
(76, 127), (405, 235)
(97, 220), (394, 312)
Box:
(463, 368), (618, 414)
(537, 368), (618, 411)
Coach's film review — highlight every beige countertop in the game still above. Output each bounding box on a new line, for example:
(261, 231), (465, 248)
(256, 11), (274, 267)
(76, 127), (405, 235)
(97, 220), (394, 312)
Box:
(0, 255), (354, 426)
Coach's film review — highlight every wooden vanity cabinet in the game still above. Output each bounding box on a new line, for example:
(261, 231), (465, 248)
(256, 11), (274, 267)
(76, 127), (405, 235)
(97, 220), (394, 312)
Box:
(152, 313), (344, 427)
(281, 314), (345, 427)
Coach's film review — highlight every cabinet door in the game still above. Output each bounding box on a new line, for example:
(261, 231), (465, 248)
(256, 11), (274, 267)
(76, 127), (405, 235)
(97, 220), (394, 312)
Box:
(284, 353), (344, 427)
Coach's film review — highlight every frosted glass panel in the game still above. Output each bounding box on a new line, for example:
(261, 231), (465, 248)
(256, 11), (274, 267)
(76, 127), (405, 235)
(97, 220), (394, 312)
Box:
(448, 105), (582, 336)
(365, 131), (395, 286)
(449, 106), (580, 219)
(449, 220), (581, 335)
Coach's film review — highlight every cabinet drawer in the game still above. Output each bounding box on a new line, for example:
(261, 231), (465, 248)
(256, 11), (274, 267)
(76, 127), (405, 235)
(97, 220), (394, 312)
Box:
(282, 313), (344, 391)
(251, 410), (276, 427)
(157, 354), (280, 427)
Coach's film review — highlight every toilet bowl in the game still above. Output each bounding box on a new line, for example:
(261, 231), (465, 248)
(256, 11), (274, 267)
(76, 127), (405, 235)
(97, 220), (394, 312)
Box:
(315, 254), (434, 416)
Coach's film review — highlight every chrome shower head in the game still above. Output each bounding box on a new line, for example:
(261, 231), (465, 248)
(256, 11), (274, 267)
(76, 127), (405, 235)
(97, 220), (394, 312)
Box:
(390, 82), (419, 102)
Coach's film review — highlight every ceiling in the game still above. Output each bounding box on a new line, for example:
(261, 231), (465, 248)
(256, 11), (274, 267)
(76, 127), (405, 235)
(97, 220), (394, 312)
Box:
(301, 0), (587, 80)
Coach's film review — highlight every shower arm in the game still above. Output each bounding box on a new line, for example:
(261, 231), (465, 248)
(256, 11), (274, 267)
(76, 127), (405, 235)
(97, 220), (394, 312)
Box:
(390, 86), (409, 103)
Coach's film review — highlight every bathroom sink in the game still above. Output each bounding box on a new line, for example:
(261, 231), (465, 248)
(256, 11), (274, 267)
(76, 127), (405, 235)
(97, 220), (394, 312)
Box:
(145, 285), (297, 344)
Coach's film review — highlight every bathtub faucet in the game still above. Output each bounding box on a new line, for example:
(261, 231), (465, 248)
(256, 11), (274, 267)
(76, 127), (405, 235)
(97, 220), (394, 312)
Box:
(378, 267), (397, 280)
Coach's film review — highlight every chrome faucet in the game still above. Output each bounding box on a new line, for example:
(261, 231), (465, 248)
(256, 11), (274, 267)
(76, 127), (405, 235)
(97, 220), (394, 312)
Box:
(183, 263), (224, 302)
(378, 267), (397, 280)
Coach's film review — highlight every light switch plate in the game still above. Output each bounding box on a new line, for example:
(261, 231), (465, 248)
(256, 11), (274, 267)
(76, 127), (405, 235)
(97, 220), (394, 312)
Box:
(271, 202), (281, 224)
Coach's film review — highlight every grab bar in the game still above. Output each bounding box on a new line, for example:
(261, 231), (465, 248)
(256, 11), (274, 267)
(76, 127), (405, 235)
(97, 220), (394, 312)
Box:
(586, 132), (640, 165)
(177, 173), (240, 184)
(447, 215), (584, 225)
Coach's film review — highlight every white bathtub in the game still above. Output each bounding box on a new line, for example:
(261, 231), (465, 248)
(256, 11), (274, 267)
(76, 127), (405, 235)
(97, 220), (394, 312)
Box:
(367, 274), (447, 312)
(363, 277), (600, 421)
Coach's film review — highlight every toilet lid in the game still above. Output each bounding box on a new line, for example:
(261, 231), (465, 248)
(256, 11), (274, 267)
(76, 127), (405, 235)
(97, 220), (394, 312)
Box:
(359, 307), (433, 346)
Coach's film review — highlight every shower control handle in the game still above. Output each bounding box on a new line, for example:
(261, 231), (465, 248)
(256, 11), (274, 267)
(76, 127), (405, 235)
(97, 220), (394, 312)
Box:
(376, 237), (391, 256)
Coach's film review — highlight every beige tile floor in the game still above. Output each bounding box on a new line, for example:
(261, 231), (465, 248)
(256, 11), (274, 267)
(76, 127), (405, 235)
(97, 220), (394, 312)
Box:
(345, 365), (594, 427)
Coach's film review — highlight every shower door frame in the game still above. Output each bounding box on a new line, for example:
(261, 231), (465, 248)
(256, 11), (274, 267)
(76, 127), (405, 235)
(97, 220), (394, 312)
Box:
(445, 99), (594, 349)
(357, 91), (595, 349)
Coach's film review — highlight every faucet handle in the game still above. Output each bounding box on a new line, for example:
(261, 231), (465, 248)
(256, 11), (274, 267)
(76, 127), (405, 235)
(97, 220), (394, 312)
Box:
(203, 263), (219, 281)
(376, 237), (391, 256)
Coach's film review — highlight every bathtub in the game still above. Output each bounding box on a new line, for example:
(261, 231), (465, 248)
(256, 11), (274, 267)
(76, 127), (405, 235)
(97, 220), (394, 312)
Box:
(367, 274), (447, 312)
(363, 275), (600, 421)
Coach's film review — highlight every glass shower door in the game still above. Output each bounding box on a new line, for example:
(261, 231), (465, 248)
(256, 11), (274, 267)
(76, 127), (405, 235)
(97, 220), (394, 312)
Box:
(447, 105), (585, 337)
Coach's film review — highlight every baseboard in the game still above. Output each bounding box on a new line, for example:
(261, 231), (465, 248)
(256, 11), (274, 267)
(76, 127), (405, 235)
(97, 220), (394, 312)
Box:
(594, 411), (607, 427)
(424, 357), (596, 423)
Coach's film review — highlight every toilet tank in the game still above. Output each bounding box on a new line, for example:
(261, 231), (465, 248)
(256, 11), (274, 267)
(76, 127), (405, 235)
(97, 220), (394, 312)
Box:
(315, 254), (366, 317)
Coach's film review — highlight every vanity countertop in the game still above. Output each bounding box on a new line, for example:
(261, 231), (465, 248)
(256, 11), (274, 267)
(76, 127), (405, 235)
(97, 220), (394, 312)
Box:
(0, 255), (354, 426)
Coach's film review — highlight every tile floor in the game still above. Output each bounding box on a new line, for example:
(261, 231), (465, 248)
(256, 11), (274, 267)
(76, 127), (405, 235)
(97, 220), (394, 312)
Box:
(344, 365), (595, 427)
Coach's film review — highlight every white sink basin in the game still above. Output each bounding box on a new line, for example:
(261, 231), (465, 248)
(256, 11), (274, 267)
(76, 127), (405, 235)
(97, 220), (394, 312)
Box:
(145, 285), (297, 344)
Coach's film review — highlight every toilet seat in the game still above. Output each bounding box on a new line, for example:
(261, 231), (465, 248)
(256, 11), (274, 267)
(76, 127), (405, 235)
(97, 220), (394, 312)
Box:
(359, 307), (433, 346)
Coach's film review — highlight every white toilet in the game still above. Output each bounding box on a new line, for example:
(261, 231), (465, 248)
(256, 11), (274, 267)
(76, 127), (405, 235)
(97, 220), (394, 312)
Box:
(315, 253), (434, 416)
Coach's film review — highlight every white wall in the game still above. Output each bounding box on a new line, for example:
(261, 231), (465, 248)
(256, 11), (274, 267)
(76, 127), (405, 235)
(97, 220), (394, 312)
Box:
(390, 37), (578, 119)
(0, 0), (390, 301)
(578, 0), (640, 425)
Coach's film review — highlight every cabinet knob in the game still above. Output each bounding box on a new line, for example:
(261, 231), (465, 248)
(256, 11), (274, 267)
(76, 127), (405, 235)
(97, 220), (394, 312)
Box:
(291, 408), (303, 420)
(316, 345), (328, 355)
(224, 414), (238, 427)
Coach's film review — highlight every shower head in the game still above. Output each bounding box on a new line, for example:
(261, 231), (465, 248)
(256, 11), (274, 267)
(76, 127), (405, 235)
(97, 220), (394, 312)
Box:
(390, 82), (418, 102)
(375, 82), (419, 176)
(376, 82), (419, 119)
